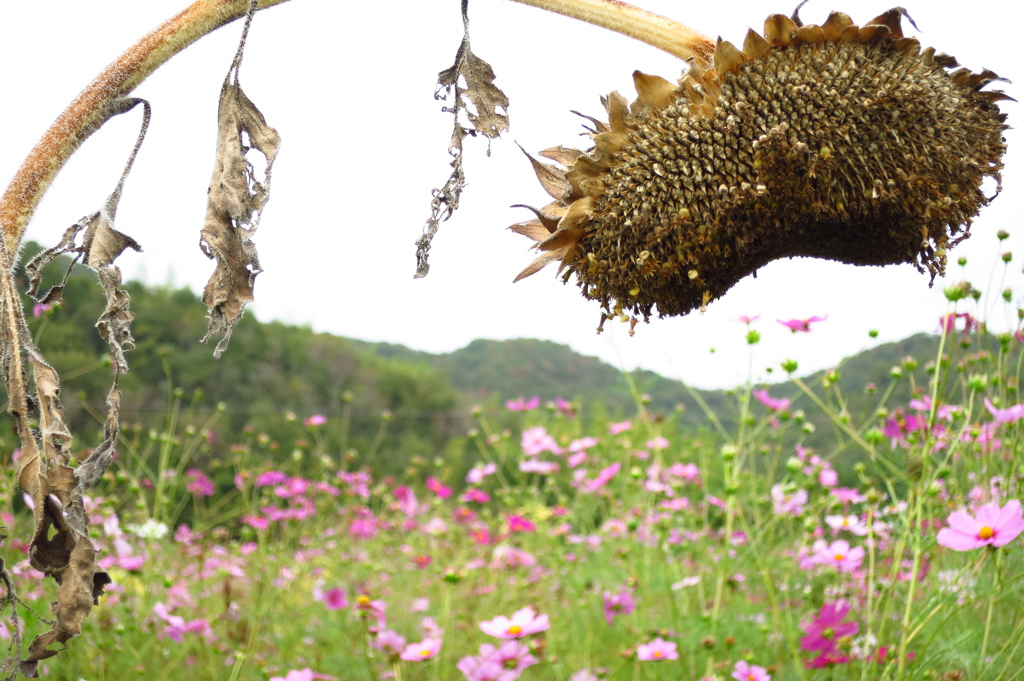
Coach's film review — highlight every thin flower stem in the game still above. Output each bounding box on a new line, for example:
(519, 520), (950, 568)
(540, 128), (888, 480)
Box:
(511, 0), (714, 64)
(981, 548), (1003, 661)
(0, 0), (292, 260)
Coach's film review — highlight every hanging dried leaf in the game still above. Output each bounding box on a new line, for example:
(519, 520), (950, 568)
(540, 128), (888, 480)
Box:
(200, 2), (280, 358)
(2, 97), (147, 674)
(414, 0), (509, 278)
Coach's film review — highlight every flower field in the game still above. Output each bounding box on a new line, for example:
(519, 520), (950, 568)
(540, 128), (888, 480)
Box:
(3, 301), (1024, 681)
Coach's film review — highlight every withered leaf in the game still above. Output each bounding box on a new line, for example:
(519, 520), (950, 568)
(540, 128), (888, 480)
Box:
(200, 79), (280, 358)
(4, 98), (146, 674)
(414, 0), (508, 278)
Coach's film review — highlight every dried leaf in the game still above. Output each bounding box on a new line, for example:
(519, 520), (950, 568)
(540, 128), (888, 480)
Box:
(2, 97), (146, 674)
(414, 0), (508, 278)
(200, 75), (280, 358)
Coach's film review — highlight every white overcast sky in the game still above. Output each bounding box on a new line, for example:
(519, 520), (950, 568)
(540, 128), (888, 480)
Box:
(0, 0), (1019, 390)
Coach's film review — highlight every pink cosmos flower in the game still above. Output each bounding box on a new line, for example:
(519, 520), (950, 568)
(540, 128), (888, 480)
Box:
(883, 410), (926, 448)
(373, 629), (407, 657)
(521, 426), (561, 455)
(506, 515), (536, 533)
(426, 477), (452, 499)
(400, 637), (442, 661)
(667, 463), (701, 483)
(256, 470), (289, 487)
(520, 460), (558, 474)
(463, 488), (491, 504)
(830, 487), (866, 505)
(479, 607), (549, 639)
(318, 587), (347, 610)
(456, 657), (505, 681)
(582, 462), (621, 493)
(809, 539), (864, 572)
(771, 484), (807, 516)
(753, 389), (791, 412)
(732, 660), (771, 681)
(185, 469), (215, 497)
(936, 500), (1024, 550)
(553, 397), (576, 417)
(506, 396), (540, 412)
(609, 420), (632, 435)
(778, 315), (827, 332)
(984, 398), (1024, 423)
(567, 452), (587, 468)
(646, 436), (670, 450)
(801, 602), (859, 654)
(458, 641), (536, 681)
(825, 515), (868, 536)
(304, 414), (327, 427)
(636, 637), (678, 661)
(568, 436), (600, 452)
(491, 640), (538, 675)
(466, 463), (497, 484)
(602, 589), (635, 625)
(739, 315), (760, 324)
(269, 669), (323, 681)
(939, 312), (976, 335)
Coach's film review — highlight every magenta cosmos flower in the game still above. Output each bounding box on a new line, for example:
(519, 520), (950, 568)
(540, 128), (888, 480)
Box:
(801, 602), (858, 654)
(636, 637), (678, 661)
(778, 315), (827, 332)
(937, 500), (1024, 551)
(732, 660), (771, 681)
(602, 589), (636, 625)
(480, 607), (549, 639)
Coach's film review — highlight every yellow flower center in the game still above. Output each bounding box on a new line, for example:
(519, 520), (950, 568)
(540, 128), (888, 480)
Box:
(652, 651), (663, 658)
(834, 553), (845, 561)
(507, 625), (522, 636)
(356, 595), (371, 606)
(979, 526), (995, 540)
(420, 649), (431, 657)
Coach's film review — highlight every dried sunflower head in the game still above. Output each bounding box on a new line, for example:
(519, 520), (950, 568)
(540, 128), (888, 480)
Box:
(511, 7), (1010, 331)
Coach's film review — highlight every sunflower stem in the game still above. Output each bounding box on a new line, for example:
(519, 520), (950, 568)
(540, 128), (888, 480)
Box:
(0, 0), (292, 261)
(509, 0), (714, 65)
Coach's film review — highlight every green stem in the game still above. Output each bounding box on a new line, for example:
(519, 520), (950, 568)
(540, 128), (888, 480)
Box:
(981, 548), (1003, 661)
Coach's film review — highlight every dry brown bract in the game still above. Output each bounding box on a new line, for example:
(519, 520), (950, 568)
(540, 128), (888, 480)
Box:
(511, 8), (1010, 331)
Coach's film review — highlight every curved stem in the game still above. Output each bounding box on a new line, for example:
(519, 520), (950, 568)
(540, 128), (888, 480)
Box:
(510, 0), (714, 64)
(0, 0), (292, 260)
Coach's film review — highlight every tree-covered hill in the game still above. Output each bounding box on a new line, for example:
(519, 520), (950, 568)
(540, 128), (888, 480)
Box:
(7, 242), (1006, 480)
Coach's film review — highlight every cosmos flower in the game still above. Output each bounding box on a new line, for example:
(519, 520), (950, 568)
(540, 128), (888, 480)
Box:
(732, 660), (771, 681)
(800, 602), (859, 654)
(636, 637), (678, 661)
(400, 637), (442, 661)
(936, 500), (1024, 551)
(752, 389), (790, 411)
(479, 607), (550, 639)
(778, 316), (827, 333)
(808, 539), (864, 573)
(602, 589), (635, 625)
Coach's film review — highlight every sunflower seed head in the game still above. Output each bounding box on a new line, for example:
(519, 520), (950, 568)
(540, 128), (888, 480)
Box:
(512, 8), (1010, 327)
